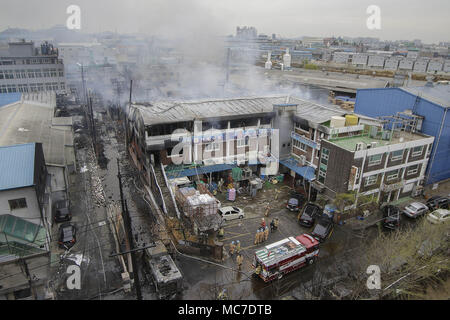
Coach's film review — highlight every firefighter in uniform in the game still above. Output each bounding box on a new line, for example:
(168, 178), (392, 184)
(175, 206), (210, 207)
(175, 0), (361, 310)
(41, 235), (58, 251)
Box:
(259, 227), (264, 242)
(264, 226), (269, 241)
(274, 218), (279, 230)
(236, 253), (243, 269)
(218, 289), (228, 300)
(261, 218), (266, 228)
(254, 264), (262, 277)
(229, 241), (236, 255)
(254, 229), (259, 245)
(218, 226), (224, 239)
(235, 240), (241, 254)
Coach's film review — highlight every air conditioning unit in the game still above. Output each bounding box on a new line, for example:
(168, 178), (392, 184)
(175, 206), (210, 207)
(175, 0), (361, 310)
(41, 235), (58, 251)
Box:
(300, 155), (306, 166)
(371, 142), (378, 148)
(356, 142), (365, 151)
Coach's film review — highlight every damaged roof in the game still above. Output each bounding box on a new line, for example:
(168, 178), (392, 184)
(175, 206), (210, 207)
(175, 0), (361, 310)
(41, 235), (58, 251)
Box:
(132, 95), (346, 126)
(0, 93), (75, 167)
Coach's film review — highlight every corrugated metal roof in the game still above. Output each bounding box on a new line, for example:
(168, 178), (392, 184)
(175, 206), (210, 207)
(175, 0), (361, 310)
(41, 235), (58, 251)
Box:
(134, 96), (287, 125)
(133, 95), (347, 126)
(400, 85), (450, 108)
(279, 157), (316, 182)
(0, 96), (75, 167)
(290, 96), (346, 124)
(0, 143), (35, 191)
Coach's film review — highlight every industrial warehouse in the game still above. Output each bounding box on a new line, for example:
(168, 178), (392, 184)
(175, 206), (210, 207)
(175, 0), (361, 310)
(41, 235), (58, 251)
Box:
(0, 0), (449, 306)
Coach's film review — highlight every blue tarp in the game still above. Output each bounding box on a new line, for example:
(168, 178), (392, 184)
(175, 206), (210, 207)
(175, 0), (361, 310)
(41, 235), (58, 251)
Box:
(0, 93), (22, 107)
(279, 157), (316, 182)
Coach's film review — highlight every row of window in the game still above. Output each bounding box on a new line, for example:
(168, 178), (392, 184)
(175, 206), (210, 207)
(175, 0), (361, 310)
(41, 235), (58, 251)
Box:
(292, 139), (307, 152)
(0, 82), (66, 93)
(204, 138), (250, 152)
(0, 68), (64, 79)
(367, 145), (426, 167)
(364, 164), (420, 187)
(0, 58), (57, 65)
(318, 147), (329, 183)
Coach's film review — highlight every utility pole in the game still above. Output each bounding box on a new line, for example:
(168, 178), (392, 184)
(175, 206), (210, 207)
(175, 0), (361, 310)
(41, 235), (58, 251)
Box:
(117, 159), (143, 300)
(89, 96), (97, 157)
(20, 258), (36, 299)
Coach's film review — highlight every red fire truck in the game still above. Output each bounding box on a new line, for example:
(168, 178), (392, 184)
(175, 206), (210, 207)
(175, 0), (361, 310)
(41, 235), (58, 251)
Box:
(252, 233), (319, 282)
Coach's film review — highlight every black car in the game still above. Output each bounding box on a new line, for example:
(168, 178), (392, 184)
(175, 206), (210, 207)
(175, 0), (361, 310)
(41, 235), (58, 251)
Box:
(53, 200), (72, 222)
(298, 203), (321, 228)
(58, 223), (76, 249)
(286, 192), (305, 212)
(382, 205), (400, 230)
(426, 196), (449, 211)
(311, 215), (334, 242)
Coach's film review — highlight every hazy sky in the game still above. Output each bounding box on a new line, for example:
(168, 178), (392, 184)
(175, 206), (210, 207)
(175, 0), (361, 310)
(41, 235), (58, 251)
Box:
(0, 0), (448, 43)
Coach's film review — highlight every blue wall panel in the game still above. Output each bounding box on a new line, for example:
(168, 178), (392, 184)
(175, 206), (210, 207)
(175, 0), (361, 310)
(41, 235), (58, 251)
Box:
(355, 88), (449, 184)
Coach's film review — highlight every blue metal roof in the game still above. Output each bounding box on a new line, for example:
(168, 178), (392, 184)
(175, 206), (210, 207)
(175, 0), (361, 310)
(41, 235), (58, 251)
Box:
(0, 143), (36, 191)
(166, 163), (238, 179)
(279, 157), (316, 182)
(0, 93), (21, 107)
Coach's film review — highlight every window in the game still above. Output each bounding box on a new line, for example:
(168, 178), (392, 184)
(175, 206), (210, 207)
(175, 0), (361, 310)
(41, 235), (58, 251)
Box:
(296, 122), (309, 132)
(42, 69), (50, 77)
(4, 70), (14, 79)
(0, 85), (7, 93)
(0, 70), (3, 79)
(50, 68), (57, 77)
(7, 85), (17, 93)
(205, 142), (220, 152)
(35, 69), (42, 78)
(365, 175), (378, 187)
(59, 69), (64, 77)
(8, 198), (27, 210)
(28, 69), (35, 78)
(293, 139), (307, 151)
(411, 146), (423, 157)
(60, 83), (65, 90)
(407, 164), (419, 175)
(390, 150), (403, 161)
(427, 144), (432, 157)
(15, 70), (22, 79)
(386, 169), (399, 181)
(18, 84), (28, 93)
(368, 154), (383, 166)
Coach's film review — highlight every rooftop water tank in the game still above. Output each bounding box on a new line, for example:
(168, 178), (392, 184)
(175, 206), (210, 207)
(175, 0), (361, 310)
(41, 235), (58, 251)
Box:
(330, 116), (346, 128)
(345, 114), (358, 126)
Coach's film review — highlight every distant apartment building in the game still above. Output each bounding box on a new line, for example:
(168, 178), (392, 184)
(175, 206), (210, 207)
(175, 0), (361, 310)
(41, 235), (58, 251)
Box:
(427, 59), (444, 73)
(413, 59), (428, 73)
(367, 55), (385, 69)
(0, 40), (66, 94)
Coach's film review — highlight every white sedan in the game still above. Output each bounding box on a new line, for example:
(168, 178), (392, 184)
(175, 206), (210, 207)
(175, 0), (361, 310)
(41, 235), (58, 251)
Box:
(402, 202), (429, 218)
(426, 209), (450, 224)
(218, 206), (244, 221)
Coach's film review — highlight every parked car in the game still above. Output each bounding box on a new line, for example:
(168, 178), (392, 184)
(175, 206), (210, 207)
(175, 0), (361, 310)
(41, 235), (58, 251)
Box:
(426, 196), (449, 211)
(218, 206), (244, 221)
(53, 200), (72, 223)
(402, 202), (429, 219)
(286, 192), (305, 212)
(58, 223), (77, 249)
(426, 209), (450, 224)
(382, 205), (400, 229)
(298, 203), (321, 228)
(311, 215), (334, 242)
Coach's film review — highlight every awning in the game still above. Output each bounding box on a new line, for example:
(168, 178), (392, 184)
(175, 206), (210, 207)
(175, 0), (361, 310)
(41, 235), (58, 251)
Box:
(166, 163), (238, 179)
(279, 157), (316, 182)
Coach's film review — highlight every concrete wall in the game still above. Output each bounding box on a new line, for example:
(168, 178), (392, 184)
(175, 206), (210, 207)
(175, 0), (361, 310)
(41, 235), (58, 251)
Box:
(0, 187), (41, 225)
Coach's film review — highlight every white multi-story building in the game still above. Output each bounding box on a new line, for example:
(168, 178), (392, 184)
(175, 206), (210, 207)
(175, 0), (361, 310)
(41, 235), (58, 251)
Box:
(0, 40), (66, 94)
